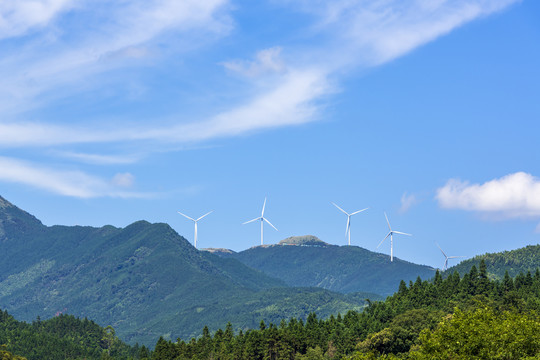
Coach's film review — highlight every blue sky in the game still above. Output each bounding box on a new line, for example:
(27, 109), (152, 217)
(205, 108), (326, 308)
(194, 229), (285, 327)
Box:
(1, 0), (539, 269)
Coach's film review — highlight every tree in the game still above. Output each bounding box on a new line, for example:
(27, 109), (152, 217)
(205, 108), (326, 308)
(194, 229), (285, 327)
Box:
(409, 307), (540, 359)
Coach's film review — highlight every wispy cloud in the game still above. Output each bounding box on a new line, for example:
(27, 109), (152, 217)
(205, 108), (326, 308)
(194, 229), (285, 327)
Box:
(282, 0), (518, 66)
(399, 192), (418, 213)
(0, 156), (150, 198)
(53, 151), (141, 165)
(436, 172), (540, 218)
(0, 67), (330, 147)
(0, 0), (231, 114)
(0, 0), (75, 39)
(223, 47), (286, 77)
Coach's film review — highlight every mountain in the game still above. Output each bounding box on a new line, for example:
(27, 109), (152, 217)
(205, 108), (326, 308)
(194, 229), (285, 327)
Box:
(447, 244), (540, 280)
(210, 235), (436, 296)
(0, 196), (370, 346)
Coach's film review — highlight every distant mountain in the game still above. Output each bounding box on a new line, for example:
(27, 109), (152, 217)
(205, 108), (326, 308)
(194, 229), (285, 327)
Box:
(210, 235), (436, 296)
(447, 244), (540, 279)
(0, 196), (370, 346)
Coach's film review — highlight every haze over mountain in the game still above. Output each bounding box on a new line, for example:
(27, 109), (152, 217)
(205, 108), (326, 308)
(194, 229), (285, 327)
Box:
(209, 235), (436, 296)
(0, 196), (374, 346)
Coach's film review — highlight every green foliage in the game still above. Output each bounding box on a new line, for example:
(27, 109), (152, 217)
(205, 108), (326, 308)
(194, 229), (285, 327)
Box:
(218, 241), (435, 295)
(0, 310), (139, 360)
(0, 345), (26, 360)
(409, 307), (540, 359)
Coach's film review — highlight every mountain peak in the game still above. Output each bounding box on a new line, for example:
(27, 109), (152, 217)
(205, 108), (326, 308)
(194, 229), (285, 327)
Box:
(278, 235), (329, 247)
(0, 195), (43, 241)
(0, 195), (14, 209)
(202, 248), (236, 254)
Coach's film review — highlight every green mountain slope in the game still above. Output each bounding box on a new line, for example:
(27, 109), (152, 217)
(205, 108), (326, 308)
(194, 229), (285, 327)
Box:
(447, 244), (540, 280)
(0, 196), (369, 346)
(213, 235), (435, 296)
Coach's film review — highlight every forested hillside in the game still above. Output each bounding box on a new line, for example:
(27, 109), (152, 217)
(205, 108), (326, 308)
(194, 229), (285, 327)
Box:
(0, 196), (371, 346)
(213, 236), (435, 295)
(448, 244), (540, 280)
(0, 309), (145, 360)
(153, 261), (540, 359)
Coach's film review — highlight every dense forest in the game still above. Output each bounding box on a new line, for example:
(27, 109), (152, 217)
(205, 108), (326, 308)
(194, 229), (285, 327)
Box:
(152, 261), (540, 359)
(0, 310), (148, 359)
(2, 261), (540, 359)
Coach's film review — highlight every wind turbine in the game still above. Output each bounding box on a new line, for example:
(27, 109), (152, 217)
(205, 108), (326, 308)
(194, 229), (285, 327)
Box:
(331, 202), (368, 245)
(243, 197), (278, 245)
(436, 243), (465, 271)
(177, 210), (213, 249)
(377, 212), (411, 262)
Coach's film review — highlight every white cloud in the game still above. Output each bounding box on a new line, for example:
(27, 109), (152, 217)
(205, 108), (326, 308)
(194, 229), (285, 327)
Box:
(399, 192), (417, 213)
(436, 172), (540, 218)
(0, 68), (330, 147)
(223, 47), (286, 77)
(0, 156), (149, 198)
(0, 0), (75, 39)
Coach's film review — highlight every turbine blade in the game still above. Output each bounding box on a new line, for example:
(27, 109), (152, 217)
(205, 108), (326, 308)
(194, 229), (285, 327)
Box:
(351, 208), (368, 216)
(243, 217), (260, 225)
(263, 217), (278, 231)
(436, 243), (447, 258)
(448, 256), (465, 259)
(332, 202), (349, 215)
(393, 231), (412, 236)
(377, 233), (391, 248)
(261, 197), (267, 217)
(196, 210), (214, 221)
(346, 216), (350, 236)
(177, 212), (195, 222)
(384, 212), (392, 230)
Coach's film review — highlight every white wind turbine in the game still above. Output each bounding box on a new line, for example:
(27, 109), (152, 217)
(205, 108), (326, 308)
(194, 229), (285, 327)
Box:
(332, 202), (368, 245)
(243, 197), (278, 245)
(436, 243), (465, 271)
(377, 212), (411, 262)
(177, 210), (213, 249)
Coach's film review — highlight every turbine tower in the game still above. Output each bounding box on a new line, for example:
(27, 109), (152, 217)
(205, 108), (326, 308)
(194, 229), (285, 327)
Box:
(243, 197), (278, 245)
(436, 243), (465, 271)
(332, 202), (368, 245)
(377, 212), (411, 262)
(177, 210), (213, 249)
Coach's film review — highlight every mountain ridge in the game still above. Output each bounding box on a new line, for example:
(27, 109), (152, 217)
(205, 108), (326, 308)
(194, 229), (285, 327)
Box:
(0, 196), (373, 346)
(212, 238), (436, 295)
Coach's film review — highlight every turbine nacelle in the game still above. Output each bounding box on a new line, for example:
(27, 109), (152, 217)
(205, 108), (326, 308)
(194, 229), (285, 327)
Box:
(332, 202), (368, 246)
(243, 197), (277, 245)
(378, 212), (411, 262)
(177, 210), (213, 249)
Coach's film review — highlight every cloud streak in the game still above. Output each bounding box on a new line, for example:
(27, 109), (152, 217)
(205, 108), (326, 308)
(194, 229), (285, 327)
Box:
(436, 172), (540, 218)
(0, 156), (150, 198)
